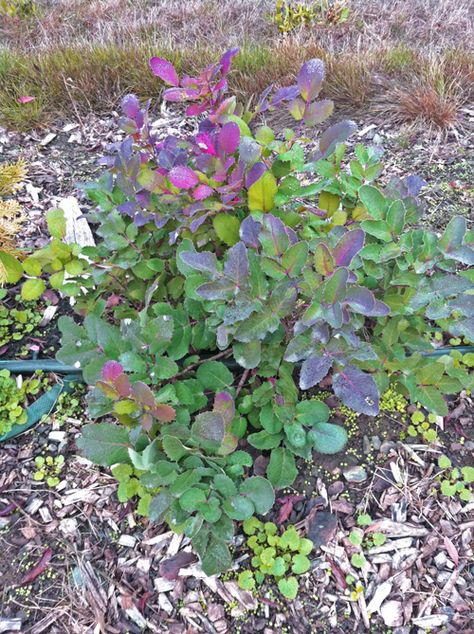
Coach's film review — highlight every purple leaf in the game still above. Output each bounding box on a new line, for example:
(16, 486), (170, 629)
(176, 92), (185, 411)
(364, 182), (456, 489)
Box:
(303, 99), (334, 126)
(299, 354), (333, 390)
(239, 216), (261, 248)
(196, 131), (217, 156)
(163, 87), (187, 101)
(368, 299), (391, 317)
(260, 214), (289, 257)
(149, 57), (179, 86)
(405, 174), (426, 197)
(102, 360), (124, 382)
(121, 94), (140, 118)
(168, 165), (199, 189)
(333, 366), (379, 415)
(220, 48), (240, 74)
(193, 184), (214, 200)
(298, 59), (325, 101)
(189, 212), (211, 233)
(180, 250), (218, 276)
(224, 242), (249, 288)
(333, 229), (365, 266)
(344, 286), (376, 315)
(271, 85), (300, 107)
(219, 122), (240, 155)
(322, 267), (348, 304)
(245, 161), (267, 188)
(213, 391), (235, 425)
(197, 279), (235, 300)
(316, 120), (357, 160)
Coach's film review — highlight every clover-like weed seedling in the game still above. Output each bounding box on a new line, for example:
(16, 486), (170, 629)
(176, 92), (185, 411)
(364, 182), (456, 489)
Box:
(406, 408), (439, 443)
(0, 369), (42, 436)
(33, 454), (65, 487)
(437, 455), (473, 503)
(348, 514), (386, 571)
(238, 517), (313, 599)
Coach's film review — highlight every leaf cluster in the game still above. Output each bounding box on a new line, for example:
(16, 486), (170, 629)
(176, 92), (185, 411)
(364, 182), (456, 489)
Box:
(0, 369), (41, 436)
(238, 518), (313, 599)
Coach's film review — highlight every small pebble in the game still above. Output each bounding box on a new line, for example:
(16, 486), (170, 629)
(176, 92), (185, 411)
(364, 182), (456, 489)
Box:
(343, 465), (367, 482)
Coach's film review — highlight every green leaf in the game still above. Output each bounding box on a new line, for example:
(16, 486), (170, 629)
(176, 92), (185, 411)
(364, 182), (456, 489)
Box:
(196, 361), (234, 391)
(149, 491), (173, 522)
(76, 423), (130, 466)
(240, 476), (275, 514)
(46, 208), (66, 239)
(200, 537), (232, 576)
(438, 455), (452, 469)
(309, 422), (348, 454)
(238, 570), (256, 590)
(440, 480), (456, 497)
(21, 278), (46, 301)
(361, 219), (392, 242)
(278, 576), (298, 600)
(248, 171), (278, 212)
(267, 448), (297, 489)
(291, 554), (310, 574)
(413, 385), (448, 416)
(0, 250), (23, 284)
(248, 430), (282, 450)
(282, 241), (308, 277)
(179, 488), (207, 512)
(233, 341), (261, 369)
(358, 185), (386, 220)
(162, 435), (188, 461)
(461, 466), (474, 484)
(223, 495), (255, 520)
(295, 399), (330, 425)
(213, 213), (240, 246)
(213, 474), (237, 497)
(351, 553), (366, 568)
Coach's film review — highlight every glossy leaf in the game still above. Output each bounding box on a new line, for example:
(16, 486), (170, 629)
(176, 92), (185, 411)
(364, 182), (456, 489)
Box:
(149, 57), (179, 86)
(333, 229), (365, 267)
(248, 171), (278, 212)
(298, 58), (325, 101)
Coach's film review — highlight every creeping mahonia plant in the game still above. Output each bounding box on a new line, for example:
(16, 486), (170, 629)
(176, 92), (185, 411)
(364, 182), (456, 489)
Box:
(238, 517), (314, 599)
(8, 50), (473, 576)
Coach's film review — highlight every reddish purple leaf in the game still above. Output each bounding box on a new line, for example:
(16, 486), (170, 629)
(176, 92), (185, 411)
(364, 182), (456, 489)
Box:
(333, 229), (365, 266)
(18, 95), (35, 104)
(239, 216), (261, 248)
(149, 57), (179, 86)
(219, 122), (240, 155)
(163, 87), (187, 102)
(220, 48), (239, 74)
(193, 183), (214, 200)
(168, 165), (199, 189)
(115, 373), (132, 398)
(317, 120), (357, 160)
(333, 366), (379, 415)
(276, 494), (304, 524)
(245, 162), (266, 188)
(213, 391), (235, 425)
(121, 94), (140, 118)
(298, 59), (325, 101)
(18, 548), (53, 586)
(159, 552), (197, 580)
(196, 132), (217, 156)
(102, 360), (124, 382)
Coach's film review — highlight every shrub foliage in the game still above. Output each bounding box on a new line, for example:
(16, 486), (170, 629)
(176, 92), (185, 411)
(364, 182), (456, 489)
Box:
(9, 50), (473, 574)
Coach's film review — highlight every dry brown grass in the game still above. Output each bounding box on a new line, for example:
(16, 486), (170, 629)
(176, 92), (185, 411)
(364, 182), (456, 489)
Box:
(0, 0), (473, 131)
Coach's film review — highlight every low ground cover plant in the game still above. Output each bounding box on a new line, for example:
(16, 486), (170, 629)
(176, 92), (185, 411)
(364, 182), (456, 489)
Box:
(4, 50), (473, 575)
(0, 369), (42, 436)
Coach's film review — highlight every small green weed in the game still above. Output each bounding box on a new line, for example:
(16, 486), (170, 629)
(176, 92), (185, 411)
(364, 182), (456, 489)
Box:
(0, 369), (41, 436)
(238, 518), (313, 600)
(437, 455), (473, 503)
(33, 454), (64, 487)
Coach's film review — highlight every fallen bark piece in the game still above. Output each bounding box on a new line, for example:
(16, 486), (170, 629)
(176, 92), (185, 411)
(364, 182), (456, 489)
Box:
(380, 600), (404, 627)
(365, 518), (429, 537)
(366, 581), (393, 615)
(60, 196), (95, 246)
(0, 618), (21, 633)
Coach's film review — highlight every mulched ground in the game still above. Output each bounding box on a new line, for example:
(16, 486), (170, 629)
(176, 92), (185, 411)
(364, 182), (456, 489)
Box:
(1, 112), (474, 633)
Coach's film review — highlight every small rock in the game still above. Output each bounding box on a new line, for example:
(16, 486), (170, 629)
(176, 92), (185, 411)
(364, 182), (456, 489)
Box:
(59, 517), (78, 535)
(48, 431), (67, 442)
(434, 552), (447, 569)
(363, 435), (371, 454)
(118, 534), (136, 548)
(371, 436), (381, 450)
(380, 600), (404, 627)
(327, 480), (344, 497)
(436, 571), (451, 585)
(343, 465), (367, 482)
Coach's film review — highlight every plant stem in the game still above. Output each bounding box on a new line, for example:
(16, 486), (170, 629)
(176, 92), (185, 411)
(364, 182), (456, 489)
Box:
(172, 349), (232, 380)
